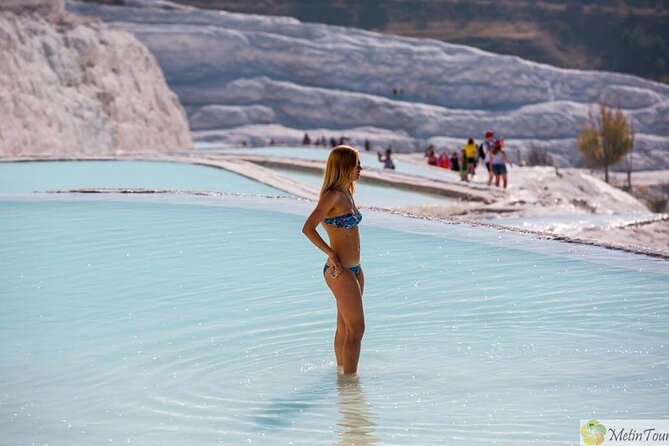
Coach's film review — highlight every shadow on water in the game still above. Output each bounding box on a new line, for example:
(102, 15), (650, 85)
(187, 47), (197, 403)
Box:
(249, 372), (380, 445)
(250, 372), (337, 429)
(335, 375), (380, 446)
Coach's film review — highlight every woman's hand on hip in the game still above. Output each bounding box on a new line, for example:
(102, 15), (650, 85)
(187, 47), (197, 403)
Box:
(327, 254), (342, 279)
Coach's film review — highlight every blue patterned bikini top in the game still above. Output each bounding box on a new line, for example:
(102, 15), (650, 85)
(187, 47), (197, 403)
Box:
(323, 211), (362, 229)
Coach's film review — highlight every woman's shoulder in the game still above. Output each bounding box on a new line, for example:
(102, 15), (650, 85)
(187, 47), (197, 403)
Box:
(321, 188), (347, 204)
(322, 188), (343, 197)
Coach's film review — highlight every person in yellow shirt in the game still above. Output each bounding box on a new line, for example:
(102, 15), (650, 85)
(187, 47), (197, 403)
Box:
(463, 137), (478, 178)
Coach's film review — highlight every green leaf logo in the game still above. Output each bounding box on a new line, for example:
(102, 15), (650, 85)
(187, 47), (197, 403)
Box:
(581, 419), (606, 445)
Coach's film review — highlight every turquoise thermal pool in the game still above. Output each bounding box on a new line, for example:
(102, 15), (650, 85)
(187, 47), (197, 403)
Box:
(270, 166), (457, 208)
(0, 161), (282, 195)
(202, 146), (457, 183)
(1, 192), (667, 446)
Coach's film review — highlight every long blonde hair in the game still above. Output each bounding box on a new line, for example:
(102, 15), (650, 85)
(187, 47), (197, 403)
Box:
(320, 145), (359, 197)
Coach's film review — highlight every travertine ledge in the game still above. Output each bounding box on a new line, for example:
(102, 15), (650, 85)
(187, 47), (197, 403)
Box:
(2, 153), (666, 260)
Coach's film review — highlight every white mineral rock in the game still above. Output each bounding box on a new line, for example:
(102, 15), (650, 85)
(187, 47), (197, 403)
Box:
(0, 2), (192, 156)
(68, 0), (668, 167)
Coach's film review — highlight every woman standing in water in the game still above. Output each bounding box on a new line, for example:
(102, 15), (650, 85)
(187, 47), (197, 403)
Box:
(302, 146), (365, 375)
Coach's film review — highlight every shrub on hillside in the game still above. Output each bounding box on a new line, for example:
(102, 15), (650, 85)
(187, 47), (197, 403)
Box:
(647, 196), (668, 213)
(577, 102), (635, 183)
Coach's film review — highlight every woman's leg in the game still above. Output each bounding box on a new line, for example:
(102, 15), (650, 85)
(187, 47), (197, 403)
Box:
(334, 268), (365, 370)
(335, 312), (345, 368)
(326, 269), (365, 374)
(356, 268), (365, 296)
(502, 173), (508, 188)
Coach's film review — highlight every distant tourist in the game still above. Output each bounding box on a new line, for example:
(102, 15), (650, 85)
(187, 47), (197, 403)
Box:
(269, 138), (275, 146)
(491, 139), (512, 188)
(459, 148), (469, 182)
(427, 148), (438, 166)
(364, 139), (371, 152)
(302, 133), (311, 145)
(330, 137), (338, 148)
(438, 150), (451, 169)
(450, 151), (459, 171)
(302, 145), (365, 375)
(478, 141), (486, 164)
(483, 130), (496, 186)
(463, 137), (478, 178)
(378, 148), (395, 170)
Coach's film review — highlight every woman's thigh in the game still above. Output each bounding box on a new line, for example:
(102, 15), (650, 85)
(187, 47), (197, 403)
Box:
(326, 270), (364, 324)
(356, 268), (365, 296)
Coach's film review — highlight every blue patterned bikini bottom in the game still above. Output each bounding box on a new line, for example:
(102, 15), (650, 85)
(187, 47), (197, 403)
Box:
(323, 263), (361, 277)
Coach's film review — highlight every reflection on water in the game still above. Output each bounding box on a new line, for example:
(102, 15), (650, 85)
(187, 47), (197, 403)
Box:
(336, 375), (379, 446)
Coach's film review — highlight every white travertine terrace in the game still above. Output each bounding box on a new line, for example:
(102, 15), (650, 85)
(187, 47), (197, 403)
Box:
(2, 150), (666, 256)
(0, 0), (192, 156)
(69, 0), (669, 168)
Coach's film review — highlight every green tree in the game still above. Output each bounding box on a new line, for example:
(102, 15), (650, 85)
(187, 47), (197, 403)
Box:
(577, 102), (635, 183)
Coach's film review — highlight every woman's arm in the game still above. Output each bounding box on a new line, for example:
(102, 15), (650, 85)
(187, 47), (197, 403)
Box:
(503, 150), (512, 166)
(302, 191), (338, 256)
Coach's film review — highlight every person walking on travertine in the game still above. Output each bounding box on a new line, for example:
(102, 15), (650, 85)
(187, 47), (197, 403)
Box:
(491, 139), (512, 188)
(302, 146), (365, 376)
(483, 131), (496, 186)
(463, 137), (478, 179)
